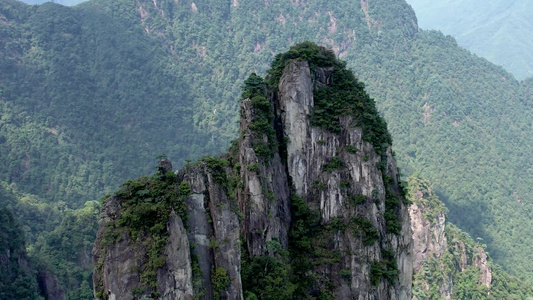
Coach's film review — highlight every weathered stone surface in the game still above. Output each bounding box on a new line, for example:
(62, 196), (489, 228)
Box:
(473, 246), (492, 290)
(206, 172), (243, 300)
(277, 60), (413, 300)
(181, 165), (244, 300)
(410, 201), (447, 272)
(92, 197), (143, 300)
(182, 168), (214, 299)
(238, 98), (291, 256)
(157, 211), (193, 300)
(158, 159), (173, 174)
(410, 198), (452, 299)
(93, 198), (193, 300)
(409, 181), (494, 299)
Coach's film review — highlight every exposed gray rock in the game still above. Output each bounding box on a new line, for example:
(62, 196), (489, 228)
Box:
(409, 179), (494, 299)
(93, 198), (193, 300)
(206, 172), (243, 300)
(158, 159), (173, 174)
(181, 165), (244, 300)
(92, 197), (143, 300)
(410, 201), (447, 272)
(410, 199), (452, 299)
(473, 246), (492, 290)
(238, 98), (291, 256)
(182, 168), (214, 299)
(277, 60), (413, 300)
(157, 211), (193, 300)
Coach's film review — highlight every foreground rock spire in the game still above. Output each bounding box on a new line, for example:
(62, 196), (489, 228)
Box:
(93, 42), (413, 299)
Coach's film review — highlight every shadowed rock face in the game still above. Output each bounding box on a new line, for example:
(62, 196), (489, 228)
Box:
(238, 97), (291, 257)
(93, 55), (413, 300)
(93, 169), (242, 300)
(37, 270), (65, 300)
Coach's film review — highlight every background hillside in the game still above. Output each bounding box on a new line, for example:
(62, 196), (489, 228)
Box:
(406, 0), (533, 80)
(19, 0), (533, 80)
(14, 0), (84, 5)
(1, 0), (532, 297)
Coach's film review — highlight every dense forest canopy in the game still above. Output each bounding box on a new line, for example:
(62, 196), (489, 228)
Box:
(0, 0), (532, 297)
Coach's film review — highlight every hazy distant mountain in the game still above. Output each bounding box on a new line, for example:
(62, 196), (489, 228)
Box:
(406, 0), (533, 80)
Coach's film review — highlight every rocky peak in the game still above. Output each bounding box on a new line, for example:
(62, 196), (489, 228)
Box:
(271, 49), (412, 299)
(92, 42), (413, 299)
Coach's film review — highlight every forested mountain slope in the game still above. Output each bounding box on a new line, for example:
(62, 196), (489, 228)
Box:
(0, 0), (532, 295)
(406, 0), (533, 80)
(0, 193), (42, 299)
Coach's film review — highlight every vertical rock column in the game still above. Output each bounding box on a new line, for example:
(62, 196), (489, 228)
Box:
(276, 59), (413, 300)
(237, 97), (291, 256)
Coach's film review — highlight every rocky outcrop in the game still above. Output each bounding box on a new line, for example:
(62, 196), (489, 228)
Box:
(181, 165), (242, 300)
(238, 97), (291, 257)
(473, 247), (492, 290)
(277, 60), (412, 299)
(410, 201), (447, 271)
(93, 44), (413, 299)
(93, 166), (243, 300)
(409, 176), (493, 299)
(409, 182), (452, 299)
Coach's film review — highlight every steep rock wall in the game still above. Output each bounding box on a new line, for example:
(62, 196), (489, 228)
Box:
(277, 60), (412, 299)
(237, 97), (291, 257)
(93, 197), (194, 300)
(93, 165), (243, 300)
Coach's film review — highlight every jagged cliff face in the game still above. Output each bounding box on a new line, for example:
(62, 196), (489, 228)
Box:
(409, 186), (452, 299)
(275, 60), (412, 299)
(92, 44), (412, 299)
(409, 176), (493, 299)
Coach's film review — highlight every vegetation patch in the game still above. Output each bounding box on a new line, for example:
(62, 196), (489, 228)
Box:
(203, 156), (230, 189)
(345, 145), (357, 153)
(266, 42), (392, 156)
(100, 161), (190, 297)
(322, 156), (344, 172)
(348, 195), (366, 206)
(190, 253), (205, 299)
(350, 217), (379, 246)
(241, 240), (295, 300)
(241, 74), (278, 159)
(212, 267), (230, 300)
(384, 190), (402, 235)
(369, 248), (399, 286)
